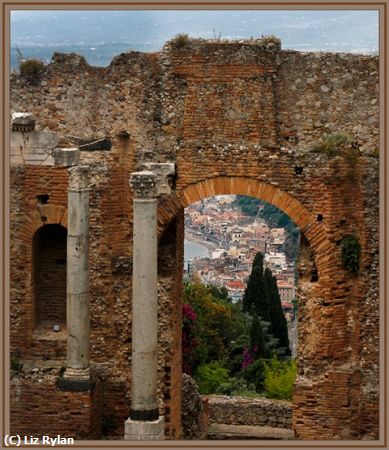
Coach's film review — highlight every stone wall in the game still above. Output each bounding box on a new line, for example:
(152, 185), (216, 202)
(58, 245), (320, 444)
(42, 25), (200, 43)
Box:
(9, 37), (379, 440)
(181, 374), (207, 439)
(207, 395), (292, 429)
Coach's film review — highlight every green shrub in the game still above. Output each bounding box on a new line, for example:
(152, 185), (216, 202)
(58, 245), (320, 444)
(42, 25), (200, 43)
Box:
(227, 377), (257, 396)
(241, 358), (267, 392)
(263, 357), (296, 401)
(195, 361), (230, 394)
(341, 234), (361, 274)
(195, 361), (258, 396)
(259, 35), (281, 49)
(20, 59), (44, 84)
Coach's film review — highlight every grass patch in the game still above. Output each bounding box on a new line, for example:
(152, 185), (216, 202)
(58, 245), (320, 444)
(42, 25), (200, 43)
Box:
(170, 33), (191, 49)
(312, 133), (353, 158)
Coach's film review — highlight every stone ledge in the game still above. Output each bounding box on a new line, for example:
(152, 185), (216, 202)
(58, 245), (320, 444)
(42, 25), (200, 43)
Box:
(208, 423), (295, 440)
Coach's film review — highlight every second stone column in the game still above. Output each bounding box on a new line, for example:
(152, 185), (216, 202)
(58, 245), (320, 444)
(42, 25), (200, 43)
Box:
(125, 170), (164, 440)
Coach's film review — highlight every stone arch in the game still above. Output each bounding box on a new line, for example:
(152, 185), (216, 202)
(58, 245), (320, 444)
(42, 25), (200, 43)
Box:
(159, 176), (338, 278)
(23, 204), (68, 236)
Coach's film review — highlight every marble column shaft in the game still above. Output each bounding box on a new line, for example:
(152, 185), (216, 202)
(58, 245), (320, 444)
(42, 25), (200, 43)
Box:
(125, 165), (174, 440)
(130, 171), (159, 419)
(125, 170), (164, 440)
(65, 166), (90, 379)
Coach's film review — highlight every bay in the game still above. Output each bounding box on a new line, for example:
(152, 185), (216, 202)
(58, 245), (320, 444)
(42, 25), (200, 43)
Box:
(184, 239), (209, 265)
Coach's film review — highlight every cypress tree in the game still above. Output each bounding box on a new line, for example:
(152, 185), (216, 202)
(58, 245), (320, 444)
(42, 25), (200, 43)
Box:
(242, 287), (249, 313)
(245, 252), (291, 357)
(244, 252), (270, 321)
(264, 268), (291, 356)
(252, 252), (264, 270)
(249, 313), (269, 359)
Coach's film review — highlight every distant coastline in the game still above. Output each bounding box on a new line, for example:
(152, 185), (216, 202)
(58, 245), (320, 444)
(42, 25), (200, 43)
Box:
(185, 230), (219, 255)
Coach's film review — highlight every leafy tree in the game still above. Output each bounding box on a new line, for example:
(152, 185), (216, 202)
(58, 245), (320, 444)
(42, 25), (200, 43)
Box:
(227, 334), (250, 376)
(208, 284), (229, 301)
(233, 195), (260, 216)
(183, 279), (247, 372)
(252, 251), (264, 270)
(182, 303), (198, 375)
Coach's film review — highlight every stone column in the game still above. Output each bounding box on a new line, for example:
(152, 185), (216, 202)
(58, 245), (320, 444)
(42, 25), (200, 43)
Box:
(62, 165), (91, 385)
(125, 163), (175, 441)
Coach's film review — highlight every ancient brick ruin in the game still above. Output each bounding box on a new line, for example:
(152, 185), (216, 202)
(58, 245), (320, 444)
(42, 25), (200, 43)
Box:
(10, 37), (379, 440)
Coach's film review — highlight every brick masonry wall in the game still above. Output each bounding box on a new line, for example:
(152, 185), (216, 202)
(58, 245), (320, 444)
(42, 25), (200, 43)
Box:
(9, 38), (379, 440)
(10, 369), (103, 439)
(10, 166), (69, 359)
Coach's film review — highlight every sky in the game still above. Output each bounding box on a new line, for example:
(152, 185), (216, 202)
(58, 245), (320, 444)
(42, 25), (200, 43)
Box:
(10, 10), (379, 67)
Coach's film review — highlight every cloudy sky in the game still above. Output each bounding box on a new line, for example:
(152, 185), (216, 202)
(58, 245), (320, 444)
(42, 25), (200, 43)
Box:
(10, 9), (379, 67)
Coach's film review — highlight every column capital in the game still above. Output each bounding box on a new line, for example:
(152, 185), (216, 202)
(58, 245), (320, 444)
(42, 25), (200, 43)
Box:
(130, 171), (158, 198)
(131, 163), (176, 198)
(68, 165), (90, 190)
(139, 163), (176, 196)
(11, 112), (36, 132)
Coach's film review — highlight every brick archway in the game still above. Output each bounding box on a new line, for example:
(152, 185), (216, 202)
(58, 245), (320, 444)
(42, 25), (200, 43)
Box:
(178, 177), (336, 277)
(158, 177), (338, 278)
(23, 204), (68, 236)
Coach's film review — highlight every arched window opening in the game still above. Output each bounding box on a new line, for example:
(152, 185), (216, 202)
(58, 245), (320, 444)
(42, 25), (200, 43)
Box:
(33, 224), (67, 331)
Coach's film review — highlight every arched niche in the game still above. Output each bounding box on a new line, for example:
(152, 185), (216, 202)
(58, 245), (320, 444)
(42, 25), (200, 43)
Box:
(33, 224), (67, 331)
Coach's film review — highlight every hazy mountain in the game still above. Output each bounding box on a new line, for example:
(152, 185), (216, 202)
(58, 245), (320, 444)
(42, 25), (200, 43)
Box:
(10, 10), (379, 68)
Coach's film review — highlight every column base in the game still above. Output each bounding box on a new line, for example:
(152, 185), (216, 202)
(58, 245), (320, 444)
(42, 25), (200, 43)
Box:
(63, 367), (90, 380)
(124, 416), (165, 441)
(58, 368), (92, 392)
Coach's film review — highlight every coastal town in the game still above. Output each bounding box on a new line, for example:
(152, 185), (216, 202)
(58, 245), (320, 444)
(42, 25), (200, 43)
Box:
(184, 195), (297, 322)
